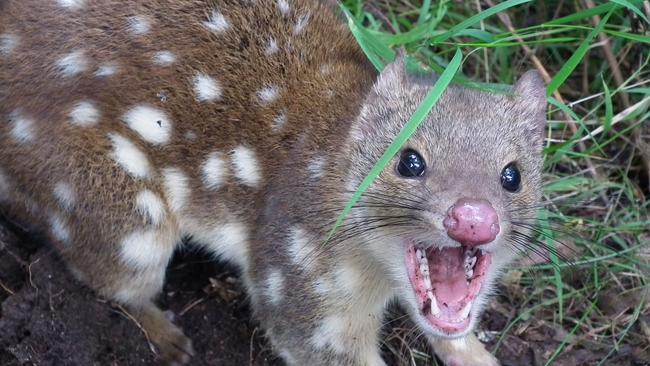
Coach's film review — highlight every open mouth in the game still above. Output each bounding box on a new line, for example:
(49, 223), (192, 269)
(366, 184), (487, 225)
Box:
(406, 242), (492, 334)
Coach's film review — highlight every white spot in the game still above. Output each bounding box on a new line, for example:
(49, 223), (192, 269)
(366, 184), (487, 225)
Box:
(271, 112), (286, 132)
(313, 277), (333, 296)
(127, 15), (151, 35)
(264, 269), (285, 305)
(56, 0), (84, 9)
(257, 85), (279, 105)
(0, 33), (18, 56)
(152, 50), (176, 66)
(9, 111), (35, 143)
(119, 229), (171, 268)
(230, 146), (261, 187)
(162, 167), (190, 212)
(307, 156), (325, 179)
(122, 105), (172, 145)
(135, 190), (166, 226)
(293, 14), (309, 35)
(265, 37), (279, 55)
(335, 261), (364, 295)
(108, 133), (151, 179)
(53, 181), (75, 211)
(95, 63), (117, 77)
(56, 50), (88, 77)
(320, 63), (333, 76)
(193, 73), (222, 102)
(311, 315), (346, 354)
(184, 131), (197, 141)
(49, 214), (71, 243)
(201, 152), (227, 190)
(207, 222), (250, 270)
(0, 168), (10, 202)
(69, 101), (100, 127)
(288, 226), (315, 269)
(277, 0), (290, 16)
(203, 10), (229, 33)
(324, 89), (335, 99)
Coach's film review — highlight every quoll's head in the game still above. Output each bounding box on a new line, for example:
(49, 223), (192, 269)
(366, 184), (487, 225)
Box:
(344, 56), (546, 338)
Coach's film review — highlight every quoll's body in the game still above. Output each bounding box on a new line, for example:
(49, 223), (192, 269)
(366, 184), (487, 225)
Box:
(0, 1), (547, 365)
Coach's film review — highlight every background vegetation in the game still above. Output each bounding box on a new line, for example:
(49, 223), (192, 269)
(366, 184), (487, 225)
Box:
(340, 0), (650, 364)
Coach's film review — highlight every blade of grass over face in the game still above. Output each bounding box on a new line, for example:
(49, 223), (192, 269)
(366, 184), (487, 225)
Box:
(324, 48), (464, 244)
(546, 8), (615, 96)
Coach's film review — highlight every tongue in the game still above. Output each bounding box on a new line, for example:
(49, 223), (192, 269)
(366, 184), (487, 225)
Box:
(427, 247), (469, 305)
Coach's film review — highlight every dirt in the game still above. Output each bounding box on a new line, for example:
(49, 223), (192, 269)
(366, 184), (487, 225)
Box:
(1, 219), (648, 366)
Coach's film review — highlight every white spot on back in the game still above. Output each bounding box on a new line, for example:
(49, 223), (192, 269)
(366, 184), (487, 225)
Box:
(311, 315), (346, 353)
(53, 181), (75, 211)
(95, 63), (117, 77)
(257, 85), (279, 105)
(288, 226), (315, 269)
(0, 168), (10, 202)
(203, 10), (229, 33)
(108, 133), (151, 179)
(277, 0), (290, 16)
(231, 146), (261, 187)
(127, 15), (151, 35)
(313, 277), (333, 296)
(122, 105), (172, 145)
(264, 269), (285, 305)
(272, 112), (287, 132)
(9, 111), (35, 143)
(193, 73), (222, 102)
(279, 349), (297, 365)
(162, 167), (190, 212)
(56, 50), (88, 77)
(0, 33), (18, 56)
(119, 229), (172, 268)
(265, 37), (279, 55)
(293, 14), (309, 35)
(49, 214), (71, 243)
(201, 152), (227, 190)
(69, 101), (100, 127)
(184, 131), (197, 141)
(335, 261), (364, 295)
(307, 156), (325, 179)
(204, 222), (250, 270)
(320, 63), (333, 76)
(152, 50), (176, 66)
(135, 190), (166, 226)
(56, 0), (84, 9)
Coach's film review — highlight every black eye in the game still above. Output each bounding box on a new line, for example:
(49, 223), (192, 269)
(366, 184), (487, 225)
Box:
(501, 162), (521, 192)
(397, 149), (426, 177)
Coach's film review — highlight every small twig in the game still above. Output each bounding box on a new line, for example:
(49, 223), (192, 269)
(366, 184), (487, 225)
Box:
(0, 280), (15, 295)
(112, 303), (157, 356)
(178, 297), (206, 316)
(28, 257), (41, 291)
(249, 327), (258, 366)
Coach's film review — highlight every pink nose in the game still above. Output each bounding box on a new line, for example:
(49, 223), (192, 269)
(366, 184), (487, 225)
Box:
(443, 198), (500, 246)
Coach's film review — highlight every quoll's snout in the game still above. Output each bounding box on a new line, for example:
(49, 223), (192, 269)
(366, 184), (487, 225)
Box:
(443, 198), (500, 246)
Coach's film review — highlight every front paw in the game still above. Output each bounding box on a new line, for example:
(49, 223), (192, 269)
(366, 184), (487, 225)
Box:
(431, 334), (499, 366)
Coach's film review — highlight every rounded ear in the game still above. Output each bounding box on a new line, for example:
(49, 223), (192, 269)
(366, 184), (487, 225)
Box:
(372, 50), (407, 96)
(513, 70), (547, 142)
(513, 70), (547, 114)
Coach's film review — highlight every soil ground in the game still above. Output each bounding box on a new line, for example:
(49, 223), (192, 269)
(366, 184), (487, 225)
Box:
(1, 218), (647, 366)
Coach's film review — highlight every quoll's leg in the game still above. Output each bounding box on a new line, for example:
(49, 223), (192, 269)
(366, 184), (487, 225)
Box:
(430, 333), (499, 366)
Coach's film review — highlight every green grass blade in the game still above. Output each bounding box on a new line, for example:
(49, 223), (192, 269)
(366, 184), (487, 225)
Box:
(341, 5), (395, 71)
(431, 0), (531, 44)
(602, 78), (613, 134)
(611, 0), (650, 25)
(547, 8), (615, 96)
(539, 209), (564, 322)
(325, 48), (464, 243)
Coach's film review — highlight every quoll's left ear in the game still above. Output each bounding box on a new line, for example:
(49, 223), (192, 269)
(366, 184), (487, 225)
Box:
(512, 70), (547, 141)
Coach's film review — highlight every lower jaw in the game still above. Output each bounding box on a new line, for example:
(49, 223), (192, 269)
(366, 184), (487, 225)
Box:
(405, 242), (492, 336)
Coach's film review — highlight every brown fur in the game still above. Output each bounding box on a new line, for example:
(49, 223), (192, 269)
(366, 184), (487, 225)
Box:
(0, 1), (546, 365)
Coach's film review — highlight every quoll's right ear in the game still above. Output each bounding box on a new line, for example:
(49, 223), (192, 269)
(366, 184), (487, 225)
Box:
(512, 70), (547, 142)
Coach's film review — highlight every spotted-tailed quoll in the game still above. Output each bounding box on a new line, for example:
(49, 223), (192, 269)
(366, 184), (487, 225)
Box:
(0, 0), (547, 365)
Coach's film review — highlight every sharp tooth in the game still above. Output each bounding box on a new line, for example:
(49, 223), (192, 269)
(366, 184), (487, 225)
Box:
(430, 295), (441, 317)
(459, 301), (472, 320)
(419, 263), (429, 276)
(424, 276), (432, 289)
(466, 269), (474, 279)
(427, 290), (434, 300)
(416, 248), (423, 259)
(468, 256), (477, 268)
